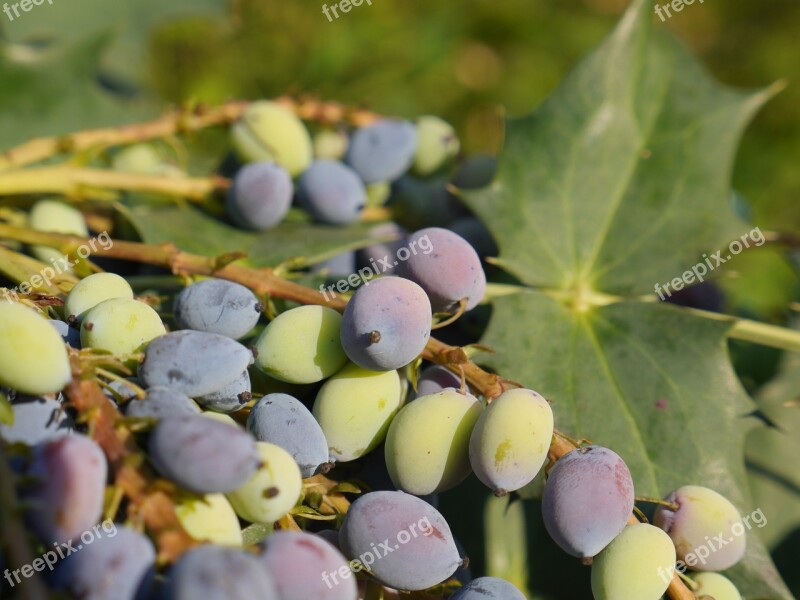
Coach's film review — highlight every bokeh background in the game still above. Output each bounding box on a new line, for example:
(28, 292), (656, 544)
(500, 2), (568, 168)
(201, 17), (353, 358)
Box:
(1, 0), (798, 597)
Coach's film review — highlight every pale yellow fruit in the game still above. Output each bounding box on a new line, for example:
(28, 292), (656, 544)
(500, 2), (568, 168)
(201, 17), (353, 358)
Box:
(591, 523), (676, 600)
(254, 305), (347, 384)
(65, 273), (133, 323)
(80, 298), (166, 356)
(385, 389), (483, 495)
(692, 572), (742, 600)
(175, 493), (243, 546)
(231, 101), (313, 176)
(28, 200), (88, 267)
(0, 303), (71, 394)
(313, 363), (402, 462)
(226, 442), (302, 524)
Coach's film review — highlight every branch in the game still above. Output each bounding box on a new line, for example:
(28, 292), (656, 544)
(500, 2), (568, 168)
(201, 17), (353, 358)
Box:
(0, 167), (227, 202)
(0, 225), (695, 598)
(0, 97), (380, 171)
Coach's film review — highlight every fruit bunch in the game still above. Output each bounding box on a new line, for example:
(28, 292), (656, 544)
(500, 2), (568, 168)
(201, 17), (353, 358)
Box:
(0, 99), (747, 600)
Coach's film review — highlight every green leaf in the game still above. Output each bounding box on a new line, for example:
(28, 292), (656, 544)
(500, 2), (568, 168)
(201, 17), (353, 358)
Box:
(467, 4), (775, 295)
(463, 1), (790, 597)
(123, 203), (381, 269)
(241, 522), (272, 547)
(0, 390), (13, 426)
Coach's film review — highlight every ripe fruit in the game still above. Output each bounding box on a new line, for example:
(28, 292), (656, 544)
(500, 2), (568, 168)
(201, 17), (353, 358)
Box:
(339, 491), (462, 591)
(227, 161), (293, 231)
(541, 445), (634, 559)
(340, 276), (432, 371)
(590, 523), (676, 600)
(345, 119), (417, 183)
(26, 435), (107, 544)
(49, 319), (81, 348)
(58, 526), (155, 600)
(173, 278), (261, 340)
(396, 227), (486, 312)
(449, 577), (526, 599)
(65, 272), (134, 323)
(149, 415), (260, 493)
(298, 159), (366, 224)
(0, 302), (71, 395)
(125, 386), (201, 420)
(231, 100), (312, 175)
(165, 545), (279, 600)
(413, 365), (463, 398)
(653, 485), (746, 571)
(254, 305), (348, 384)
(451, 154), (497, 189)
(0, 395), (72, 445)
(195, 369), (252, 413)
(469, 388), (553, 495)
(247, 393), (330, 478)
(385, 389), (483, 495)
(226, 441), (303, 524)
(313, 363), (402, 462)
(261, 531), (358, 600)
(80, 298), (166, 356)
(139, 330), (253, 397)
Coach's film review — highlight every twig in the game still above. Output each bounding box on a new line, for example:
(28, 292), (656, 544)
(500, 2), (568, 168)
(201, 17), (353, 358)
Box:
(0, 225), (696, 598)
(0, 97), (380, 171)
(0, 167), (227, 202)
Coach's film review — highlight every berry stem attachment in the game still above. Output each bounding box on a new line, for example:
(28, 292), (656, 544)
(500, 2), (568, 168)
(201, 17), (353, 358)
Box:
(635, 495), (680, 512)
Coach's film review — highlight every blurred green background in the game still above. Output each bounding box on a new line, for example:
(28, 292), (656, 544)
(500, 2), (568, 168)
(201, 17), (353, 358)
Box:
(1, 0), (798, 231)
(1, 1), (799, 597)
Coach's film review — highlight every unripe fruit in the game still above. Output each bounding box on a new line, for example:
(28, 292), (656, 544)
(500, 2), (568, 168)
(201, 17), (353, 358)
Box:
(231, 101), (312, 175)
(254, 305), (348, 384)
(226, 442), (302, 524)
(385, 389), (483, 495)
(412, 115), (460, 176)
(80, 298), (166, 356)
(65, 273), (134, 323)
(469, 388), (553, 495)
(28, 200), (88, 266)
(313, 363), (402, 462)
(653, 485), (746, 571)
(591, 523), (676, 600)
(691, 572), (742, 600)
(174, 493), (243, 546)
(0, 303), (71, 395)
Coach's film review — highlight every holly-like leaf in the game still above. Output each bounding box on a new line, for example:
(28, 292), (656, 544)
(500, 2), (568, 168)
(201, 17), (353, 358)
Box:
(124, 203), (381, 269)
(463, 1), (790, 597)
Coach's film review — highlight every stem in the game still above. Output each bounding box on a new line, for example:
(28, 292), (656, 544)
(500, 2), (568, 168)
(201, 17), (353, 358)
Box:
(0, 97), (379, 171)
(0, 225), (696, 599)
(680, 306), (800, 352)
(635, 495), (680, 511)
(0, 167), (226, 201)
